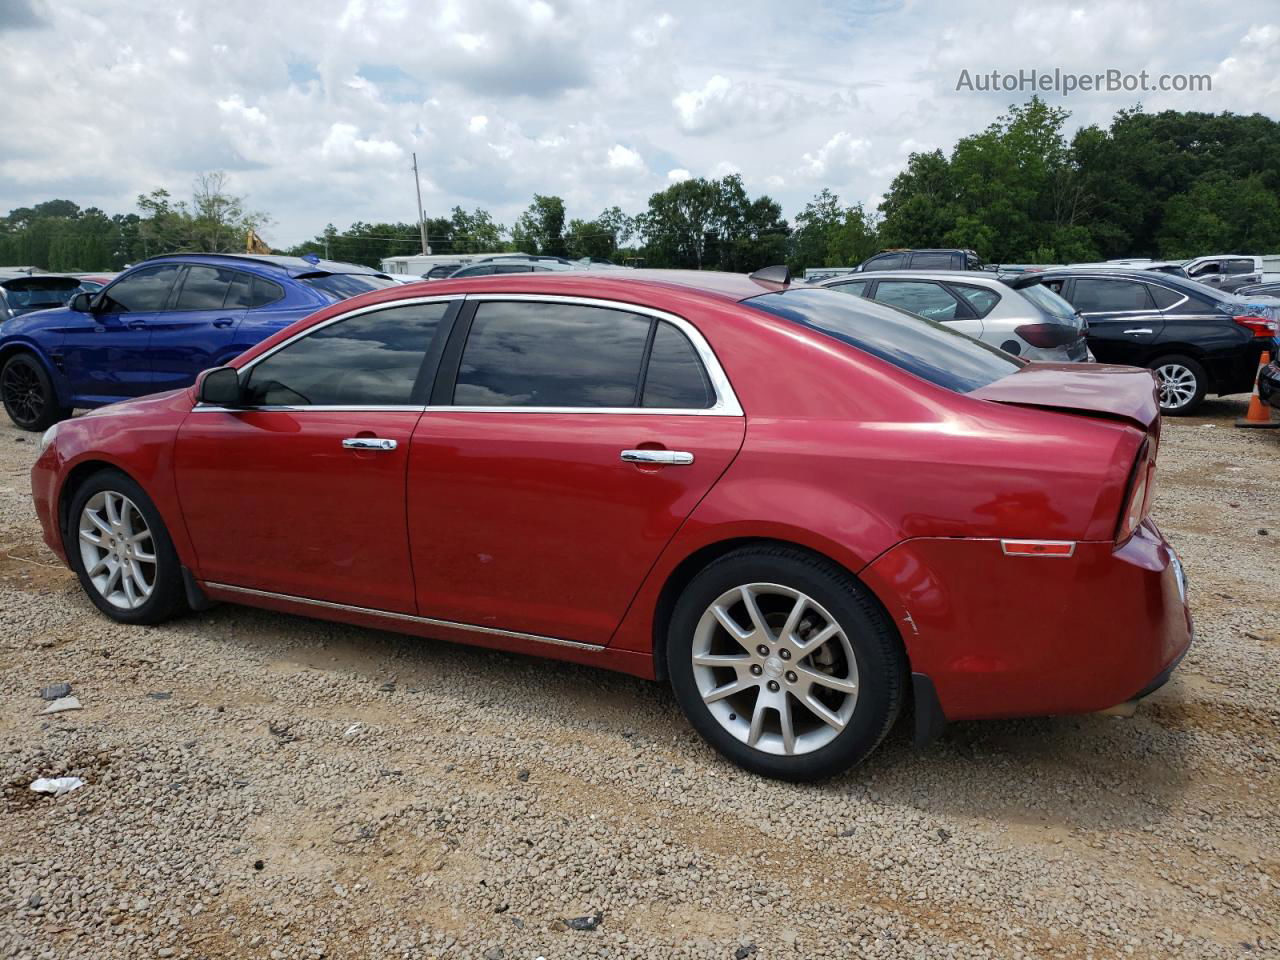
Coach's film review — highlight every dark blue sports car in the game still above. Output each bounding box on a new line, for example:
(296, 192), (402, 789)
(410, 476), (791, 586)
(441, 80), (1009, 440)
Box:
(0, 254), (399, 430)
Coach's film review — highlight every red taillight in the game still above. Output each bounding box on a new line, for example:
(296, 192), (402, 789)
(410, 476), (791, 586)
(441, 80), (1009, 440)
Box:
(1014, 322), (1079, 348)
(1233, 314), (1277, 338)
(1117, 439), (1156, 543)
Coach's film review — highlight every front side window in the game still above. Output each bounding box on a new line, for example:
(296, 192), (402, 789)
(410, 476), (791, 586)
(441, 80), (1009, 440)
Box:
(1069, 278), (1155, 313)
(175, 266), (237, 310)
(243, 302), (449, 406)
(454, 302), (651, 407)
(1188, 261), (1220, 277)
(830, 279), (869, 297)
(873, 280), (961, 321)
(97, 264), (183, 313)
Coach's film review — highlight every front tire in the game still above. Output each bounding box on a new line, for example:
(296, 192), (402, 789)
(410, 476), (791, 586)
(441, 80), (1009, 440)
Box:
(1150, 354), (1207, 415)
(1, 352), (71, 431)
(66, 469), (187, 625)
(666, 546), (906, 781)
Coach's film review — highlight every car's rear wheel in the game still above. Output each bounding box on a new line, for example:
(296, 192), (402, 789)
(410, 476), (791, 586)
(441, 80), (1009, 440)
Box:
(1, 353), (70, 431)
(66, 470), (186, 625)
(1150, 354), (1207, 415)
(666, 546), (906, 781)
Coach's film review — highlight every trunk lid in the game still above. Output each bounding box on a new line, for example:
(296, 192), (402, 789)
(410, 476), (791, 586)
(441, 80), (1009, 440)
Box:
(969, 362), (1159, 429)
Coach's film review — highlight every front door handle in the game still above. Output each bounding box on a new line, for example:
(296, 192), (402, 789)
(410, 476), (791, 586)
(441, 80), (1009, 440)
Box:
(127, 320), (148, 330)
(620, 449), (694, 465)
(343, 437), (397, 451)
(1123, 328), (1153, 335)
(212, 317), (235, 328)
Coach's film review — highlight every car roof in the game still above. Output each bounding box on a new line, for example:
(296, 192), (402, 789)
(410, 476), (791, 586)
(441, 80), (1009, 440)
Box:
(138, 253), (386, 277)
(822, 271), (1001, 286)
(1037, 267), (1232, 299)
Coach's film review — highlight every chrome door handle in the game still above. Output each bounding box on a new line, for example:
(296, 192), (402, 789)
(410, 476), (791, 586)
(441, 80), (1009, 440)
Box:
(620, 449), (694, 465)
(343, 437), (397, 451)
(1123, 328), (1153, 334)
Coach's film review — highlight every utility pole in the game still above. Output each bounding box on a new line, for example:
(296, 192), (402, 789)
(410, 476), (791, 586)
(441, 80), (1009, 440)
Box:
(412, 152), (430, 255)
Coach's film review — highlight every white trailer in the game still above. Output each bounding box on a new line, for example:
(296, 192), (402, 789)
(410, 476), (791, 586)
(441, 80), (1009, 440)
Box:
(380, 253), (505, 277)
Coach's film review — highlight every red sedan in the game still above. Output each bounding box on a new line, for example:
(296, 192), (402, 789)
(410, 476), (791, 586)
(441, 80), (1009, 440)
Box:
(30, 270), (1192, 780)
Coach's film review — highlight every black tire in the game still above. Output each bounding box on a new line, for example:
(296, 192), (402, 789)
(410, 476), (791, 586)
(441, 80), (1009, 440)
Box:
(666, 545), (906, 781)
(65, 469), (187, 625)
(1, 352), (71, 431)
(1149, 354), (1207, 415)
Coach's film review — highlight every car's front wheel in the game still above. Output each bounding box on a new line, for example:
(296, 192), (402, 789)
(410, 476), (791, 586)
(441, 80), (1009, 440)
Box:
(667, 546), (906, 781)
(1150, 354), (1207, 415)
(1, 352), (71, 431)
(66, 469), (187, 625)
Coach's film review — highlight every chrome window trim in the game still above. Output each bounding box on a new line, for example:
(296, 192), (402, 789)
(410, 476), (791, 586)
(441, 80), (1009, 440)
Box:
(1070, 276), (1190, 315)
(202, 581), (606, 651)
(191, 291), (743, 418)
(454, 293), (743, 417)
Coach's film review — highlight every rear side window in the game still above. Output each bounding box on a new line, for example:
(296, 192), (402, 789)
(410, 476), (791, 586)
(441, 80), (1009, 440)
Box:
(243, 302), (449, 406)
(1069, 279), (1155, 312)
(1149, 285), (1185, 310)
(863, 253), (904, 271)
(98, 265), (182, 313)
(951, 284), (1000, 317)
(454, 302), (650, 407)
(873, 280), (961, 321)
(829, 279), (869, 297)
(642, 322), (714, 408)
(1226, 259), (1255, 275)
(909, 252), (954, 269)
(251, 276), (284, 308)
(298, 273), (399, 300)
(745, 287), (1022, 393)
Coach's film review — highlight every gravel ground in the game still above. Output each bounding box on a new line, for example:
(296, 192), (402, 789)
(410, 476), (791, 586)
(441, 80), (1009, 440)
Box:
(1, 397), (1277, 960)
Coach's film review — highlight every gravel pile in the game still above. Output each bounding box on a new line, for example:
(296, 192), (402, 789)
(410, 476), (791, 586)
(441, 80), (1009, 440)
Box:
(1, 398), (1276, 959)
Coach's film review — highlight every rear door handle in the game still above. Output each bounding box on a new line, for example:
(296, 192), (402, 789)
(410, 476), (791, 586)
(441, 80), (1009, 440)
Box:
(1123, 328), (1153, 334)
(620, 449), (694, 465)
(343, 437), (397, 451)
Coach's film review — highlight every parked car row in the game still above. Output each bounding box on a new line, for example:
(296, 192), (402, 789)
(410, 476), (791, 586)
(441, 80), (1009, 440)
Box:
(29, 267), (1192, 781)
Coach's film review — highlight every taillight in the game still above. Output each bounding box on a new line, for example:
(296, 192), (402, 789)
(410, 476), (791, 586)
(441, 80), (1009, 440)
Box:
(1014, 323), (1079, 348)
(1232, 314), (1277, 338)
(1117, 439), (1156, 543)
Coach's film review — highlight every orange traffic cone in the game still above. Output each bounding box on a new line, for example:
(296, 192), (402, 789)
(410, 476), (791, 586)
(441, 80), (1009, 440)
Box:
(1236, 350), (1279, 429)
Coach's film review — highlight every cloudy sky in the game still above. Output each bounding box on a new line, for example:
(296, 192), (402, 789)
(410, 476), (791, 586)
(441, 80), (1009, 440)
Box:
(1, 0), (1277, 248)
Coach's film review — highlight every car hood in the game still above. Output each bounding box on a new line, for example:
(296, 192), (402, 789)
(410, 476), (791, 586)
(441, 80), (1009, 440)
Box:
(0, 305), (76, 335)
(970, 362), (1159, 430)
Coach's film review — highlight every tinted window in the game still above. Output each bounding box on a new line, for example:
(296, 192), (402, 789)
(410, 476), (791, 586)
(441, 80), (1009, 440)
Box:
(426, 265), (459, 278)
(1018, 283), (1076, 322)
(454, 301), (649, 407)
(952, 284), (1000, 317)
(251, 276), (284, 308)
(495, 264), (535, 274)
(175, 266), (236, 310)
(830, 279), (869, 297)
(909, 252), (954, 269)
(298, 273), (398, 300)
(224, 273), (254, 308)
(1226, 259), (1255, 275)
(451, 264), (495, 277)
(642, 322), (714, 409)
(1149, 285), (1185, 310)
(1069, 279), (1155, 312)
(863, 253), (904, 271)
(98, 265), (182, 313)
(874, 280), (961, 321)
(243, 302), (448, 406)
(745, 287), (1022, 393)
(1188, 261), (1220, 277)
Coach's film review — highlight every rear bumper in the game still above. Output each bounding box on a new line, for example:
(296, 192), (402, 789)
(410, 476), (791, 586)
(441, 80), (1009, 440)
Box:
(862, 520), (1194, 722)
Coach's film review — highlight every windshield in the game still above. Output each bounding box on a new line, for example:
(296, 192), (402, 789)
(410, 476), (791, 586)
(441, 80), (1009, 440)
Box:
(0, 277), (83, 313)
(1019, 283), (1079, 323)
(298, 272), (398, 300)
(745, 286), (1023, 393)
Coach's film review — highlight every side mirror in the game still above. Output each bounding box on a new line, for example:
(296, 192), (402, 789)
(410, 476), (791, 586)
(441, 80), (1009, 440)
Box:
(198, 366), (243, 406)
(69, 292), (94, 313)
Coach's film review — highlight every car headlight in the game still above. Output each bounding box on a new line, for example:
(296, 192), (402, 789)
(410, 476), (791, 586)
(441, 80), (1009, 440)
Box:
(39, 423), (59, 454)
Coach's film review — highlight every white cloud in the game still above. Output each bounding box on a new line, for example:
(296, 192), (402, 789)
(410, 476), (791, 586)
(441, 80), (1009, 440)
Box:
(468, 115), (489, 133)
(673, 74), (812, 135)
(667, 168), (692, 182)
(799, 132), (871, 181)
(607, 144), (644, 171)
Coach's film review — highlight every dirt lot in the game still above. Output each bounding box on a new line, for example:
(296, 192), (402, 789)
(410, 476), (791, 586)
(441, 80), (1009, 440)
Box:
(1, 397), (1277, 960)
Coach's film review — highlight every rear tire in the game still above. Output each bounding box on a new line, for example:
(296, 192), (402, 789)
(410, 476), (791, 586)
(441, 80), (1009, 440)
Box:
(1, 352), (70, 431)
(1149, 354), (1207, 415)
(66, 469), (187, 625)
(666, 546), (906, 781)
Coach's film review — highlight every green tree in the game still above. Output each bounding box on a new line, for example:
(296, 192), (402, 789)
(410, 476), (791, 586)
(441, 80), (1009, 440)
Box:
(511, 194), (567, 257)
(1157, 173), (1280, 258)
(789, 189), (879, 270)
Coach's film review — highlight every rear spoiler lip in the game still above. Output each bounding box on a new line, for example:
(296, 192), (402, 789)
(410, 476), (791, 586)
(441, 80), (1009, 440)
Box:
(969, 363), (1160, 430)
(1005, 273), (1047, 290)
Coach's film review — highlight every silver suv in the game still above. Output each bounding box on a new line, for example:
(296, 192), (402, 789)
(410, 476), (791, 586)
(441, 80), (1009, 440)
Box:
(817, 271), (1089, 362)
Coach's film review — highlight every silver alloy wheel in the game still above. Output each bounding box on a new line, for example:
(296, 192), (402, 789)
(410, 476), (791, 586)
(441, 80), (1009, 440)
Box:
(1155, 362), (1198, 410)
(78, 491), (157, 610)
(691, 582), (859, 756)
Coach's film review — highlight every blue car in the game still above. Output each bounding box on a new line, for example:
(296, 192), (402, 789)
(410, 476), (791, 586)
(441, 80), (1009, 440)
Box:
(0, 253), (399, 430)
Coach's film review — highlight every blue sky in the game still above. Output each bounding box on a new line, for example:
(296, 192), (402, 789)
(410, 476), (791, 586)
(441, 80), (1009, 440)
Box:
(1, 0), (1276, 247)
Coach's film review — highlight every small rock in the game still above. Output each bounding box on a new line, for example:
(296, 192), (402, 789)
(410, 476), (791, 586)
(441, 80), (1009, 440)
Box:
(253, 860), (265, 871)
(40, 696), (82, 715)
(157, 949), (175, 958)
(28, 893), (43, 908)
(838, 826), (855, 837)
(735, 945), (758, 959)
(40, 683), (72, 701)
(494, 903), (509, 914)
(378, 681), (396, 692)
(937, 827), (952, 841)
(146, 691), (172, 700)
(1259, 529), (1269, 536)
(516, 769), (530, 782)
(484, 948), (504, 960)
(566, 912), (603, 931)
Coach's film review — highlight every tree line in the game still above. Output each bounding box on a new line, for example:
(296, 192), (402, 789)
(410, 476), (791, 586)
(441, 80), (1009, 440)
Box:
(4, 99), (1280, 275)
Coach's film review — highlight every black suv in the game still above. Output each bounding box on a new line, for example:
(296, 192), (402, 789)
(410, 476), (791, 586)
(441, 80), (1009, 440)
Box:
(857, 249), (983, 272)
(1036, 269), (1274, 414)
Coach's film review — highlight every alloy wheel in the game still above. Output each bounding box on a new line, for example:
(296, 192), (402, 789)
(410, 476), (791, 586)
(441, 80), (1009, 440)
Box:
(1, 360), (44, 426)
(1155, 363), (1198, 411)
(78, 491), (157, 610)
(691, 583), (859, 756)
